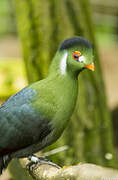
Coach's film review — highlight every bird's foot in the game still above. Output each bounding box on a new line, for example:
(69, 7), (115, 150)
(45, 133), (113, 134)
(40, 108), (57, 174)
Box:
(27, 155), (61, 171)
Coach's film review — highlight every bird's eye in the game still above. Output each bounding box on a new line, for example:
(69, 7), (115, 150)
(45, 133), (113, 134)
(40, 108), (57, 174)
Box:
(74, 54), (79, 59)
(72, 51), (82, 61)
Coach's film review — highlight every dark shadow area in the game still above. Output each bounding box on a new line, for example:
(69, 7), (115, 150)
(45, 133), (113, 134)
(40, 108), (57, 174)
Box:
(112, 106), (118, 147)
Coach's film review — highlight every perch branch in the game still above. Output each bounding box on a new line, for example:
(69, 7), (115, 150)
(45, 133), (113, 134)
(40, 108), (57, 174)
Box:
(20, 158), (118, 180)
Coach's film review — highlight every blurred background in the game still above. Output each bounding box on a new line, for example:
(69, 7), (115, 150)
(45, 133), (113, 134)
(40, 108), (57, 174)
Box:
(0, 0), (118, 108)
(0, 0), (118, 179)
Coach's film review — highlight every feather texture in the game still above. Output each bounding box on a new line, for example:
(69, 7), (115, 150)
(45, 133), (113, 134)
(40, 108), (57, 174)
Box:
(0, 36), (94, 175)
(0, 87), (52, 155)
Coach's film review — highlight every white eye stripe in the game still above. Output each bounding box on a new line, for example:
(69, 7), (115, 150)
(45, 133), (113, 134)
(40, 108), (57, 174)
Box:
(79, 56), (86, 62)
(60, 52), (68, 75)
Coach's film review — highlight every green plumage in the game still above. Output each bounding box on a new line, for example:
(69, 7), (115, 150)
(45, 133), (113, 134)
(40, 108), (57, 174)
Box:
(0, 36), (94, 174)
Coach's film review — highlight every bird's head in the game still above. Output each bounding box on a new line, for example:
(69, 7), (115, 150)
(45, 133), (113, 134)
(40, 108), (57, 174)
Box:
(57, 36), (94, 76)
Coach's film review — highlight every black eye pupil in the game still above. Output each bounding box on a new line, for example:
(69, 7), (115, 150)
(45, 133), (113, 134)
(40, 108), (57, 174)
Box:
(74, 54), (79, 59)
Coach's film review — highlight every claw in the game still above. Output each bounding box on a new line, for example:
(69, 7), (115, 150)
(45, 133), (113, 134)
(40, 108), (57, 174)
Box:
(27, 155), (61, 170)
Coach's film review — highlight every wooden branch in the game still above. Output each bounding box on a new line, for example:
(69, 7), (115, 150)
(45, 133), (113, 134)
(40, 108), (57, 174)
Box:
(20, 158), (118, 180)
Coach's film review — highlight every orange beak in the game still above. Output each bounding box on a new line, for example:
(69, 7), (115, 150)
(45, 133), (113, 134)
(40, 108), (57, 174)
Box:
(84, 63), (95, 71)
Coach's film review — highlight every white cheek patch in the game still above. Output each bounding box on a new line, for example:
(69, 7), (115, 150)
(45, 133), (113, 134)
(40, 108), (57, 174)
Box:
(60, 52), (68, 75)
(79, 56), (86, 63)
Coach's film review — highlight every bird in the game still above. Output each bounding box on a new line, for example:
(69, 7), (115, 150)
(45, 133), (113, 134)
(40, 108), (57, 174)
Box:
(0, 36), (94, 174)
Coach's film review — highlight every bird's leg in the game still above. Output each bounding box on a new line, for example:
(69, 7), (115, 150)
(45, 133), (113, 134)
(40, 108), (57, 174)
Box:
(27, 155), (61, 171)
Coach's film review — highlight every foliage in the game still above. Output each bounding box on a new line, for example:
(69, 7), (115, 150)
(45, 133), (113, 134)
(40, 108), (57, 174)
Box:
(0, 59), (27, 100)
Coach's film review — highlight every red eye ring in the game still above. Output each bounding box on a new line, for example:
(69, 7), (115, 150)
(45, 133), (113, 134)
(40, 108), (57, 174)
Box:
(72, 51), (82, 60)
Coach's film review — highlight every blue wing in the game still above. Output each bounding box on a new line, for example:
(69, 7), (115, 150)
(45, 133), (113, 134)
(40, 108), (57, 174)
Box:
(0, 87), (52, 154)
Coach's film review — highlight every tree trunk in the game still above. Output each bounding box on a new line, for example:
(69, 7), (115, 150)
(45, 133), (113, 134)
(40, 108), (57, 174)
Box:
(10, 0), (117, 178)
